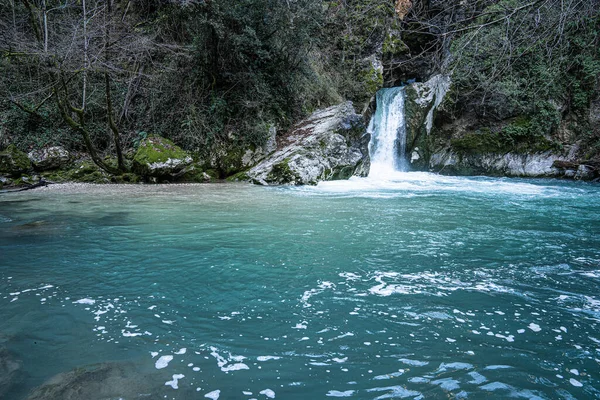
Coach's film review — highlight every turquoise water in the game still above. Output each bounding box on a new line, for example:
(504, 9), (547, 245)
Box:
(1, 173), (599, 399)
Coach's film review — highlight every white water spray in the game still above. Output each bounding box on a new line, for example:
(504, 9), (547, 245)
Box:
(367, 87), (408, 178)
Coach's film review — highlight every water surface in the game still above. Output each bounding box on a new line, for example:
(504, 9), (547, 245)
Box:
(1, 174), (599, 399)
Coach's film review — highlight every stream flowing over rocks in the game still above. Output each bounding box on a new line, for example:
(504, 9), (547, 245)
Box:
(245, 102), (370, 185)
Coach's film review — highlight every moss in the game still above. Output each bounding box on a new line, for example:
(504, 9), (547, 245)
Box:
(267, 159), (300, 184)
(218, 148), (245, 177)
(382, 33), (409, 57)
(226, 171), (250, 182)
(359, 65), (383, 99)
(451, 126), (561, 156)
(0, 144), (31, 176)
(134, 136), (188, 165)
(328, 165), (354, 180)
(451, 132), (504, 155)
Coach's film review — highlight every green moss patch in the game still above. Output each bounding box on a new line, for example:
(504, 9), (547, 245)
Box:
(134, 137), (188, 165)
(0, 145), (31, 176)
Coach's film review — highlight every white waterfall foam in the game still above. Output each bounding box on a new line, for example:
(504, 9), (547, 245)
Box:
(367, 87), (408, 178)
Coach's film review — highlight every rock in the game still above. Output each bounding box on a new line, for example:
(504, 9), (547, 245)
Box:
(356, 56), (384, 113)
(408, 75), (451, 135)
(246, 102), (369, 185)
(0, 145), (31, 177)
(133, 136), (192, 180)
(404, 75), (452, 169)
(28, 146), (70, 171)
(429, 149), (569, 177)
(0, 347), (22, 398)
(575, 164), (595, 180)
(26, 362), (162, 400)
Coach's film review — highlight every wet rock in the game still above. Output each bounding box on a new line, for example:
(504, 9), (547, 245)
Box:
(26, 362), (160, 400)
(245, 102), (369, 185)
(0, 347), (22, 398)
(0, 145), (31, 177)
(28, 147), (70, 171)
(133, 136), (192, 180)
(575, 164), (595, 180)
(430, 149), (569, 177)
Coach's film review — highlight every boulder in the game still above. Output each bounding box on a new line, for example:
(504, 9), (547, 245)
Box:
(28, 146), (70, 170)
(133, 136), (192, 180)
(0, 145), (31, 177)
(245, 102), (369, 185)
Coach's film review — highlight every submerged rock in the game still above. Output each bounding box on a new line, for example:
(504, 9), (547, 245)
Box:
(26, 362), (159, 400)
(245, 102), (369, 185)
(0, 347), (22, 398)
(28, 147), (70, 171)
(0, 145), (31, 177)
(133, 136), (192, 181)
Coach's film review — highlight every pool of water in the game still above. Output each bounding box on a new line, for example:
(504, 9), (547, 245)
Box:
(1, 173), (599, 399)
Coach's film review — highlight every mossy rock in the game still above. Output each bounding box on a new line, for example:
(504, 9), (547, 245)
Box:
(133, 136), (192, 179)
(226, 171), (250, 182)
(0, 145), (31, 177)
(267, 159), (300, 184)
(179, 165), (217, 183)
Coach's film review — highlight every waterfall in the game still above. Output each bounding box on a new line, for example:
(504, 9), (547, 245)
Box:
(367, 87), (408, 178)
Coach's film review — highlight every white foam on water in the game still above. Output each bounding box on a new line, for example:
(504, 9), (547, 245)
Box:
(122, 331), (143, 337)
(210, 346), (249, 373)
(150, 351), (158, 358)
(222, 363), (249, 372)
(366, 385), (421, 398)
(436, 362), (473, 373)
(484, 365), (512, 370)
(175, 348), (187, 355)
(398, 358), (429, 367)
(155, 355), (173, 369)
(259, 388), (276, 398)
(165, 374), (184, 389)
(299, 171), (557, 200)
(257, 356), (281, 361)
(480, 382), (511, 391)
(326, 390), (355, 397)
(373, 371), (404, 380)
(205, 389), (221, 399)
(569, 378), (583, 387)
(74, 298), (95, 305)
(528, 323), (541, 332)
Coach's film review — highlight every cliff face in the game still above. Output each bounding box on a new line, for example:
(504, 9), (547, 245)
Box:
(398, 80), (600, 180)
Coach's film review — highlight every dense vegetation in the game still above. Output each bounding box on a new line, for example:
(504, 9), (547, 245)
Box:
(0, 0), (598, 176)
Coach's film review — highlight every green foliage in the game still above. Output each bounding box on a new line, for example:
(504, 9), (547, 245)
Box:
(451, 0), (599, 130)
